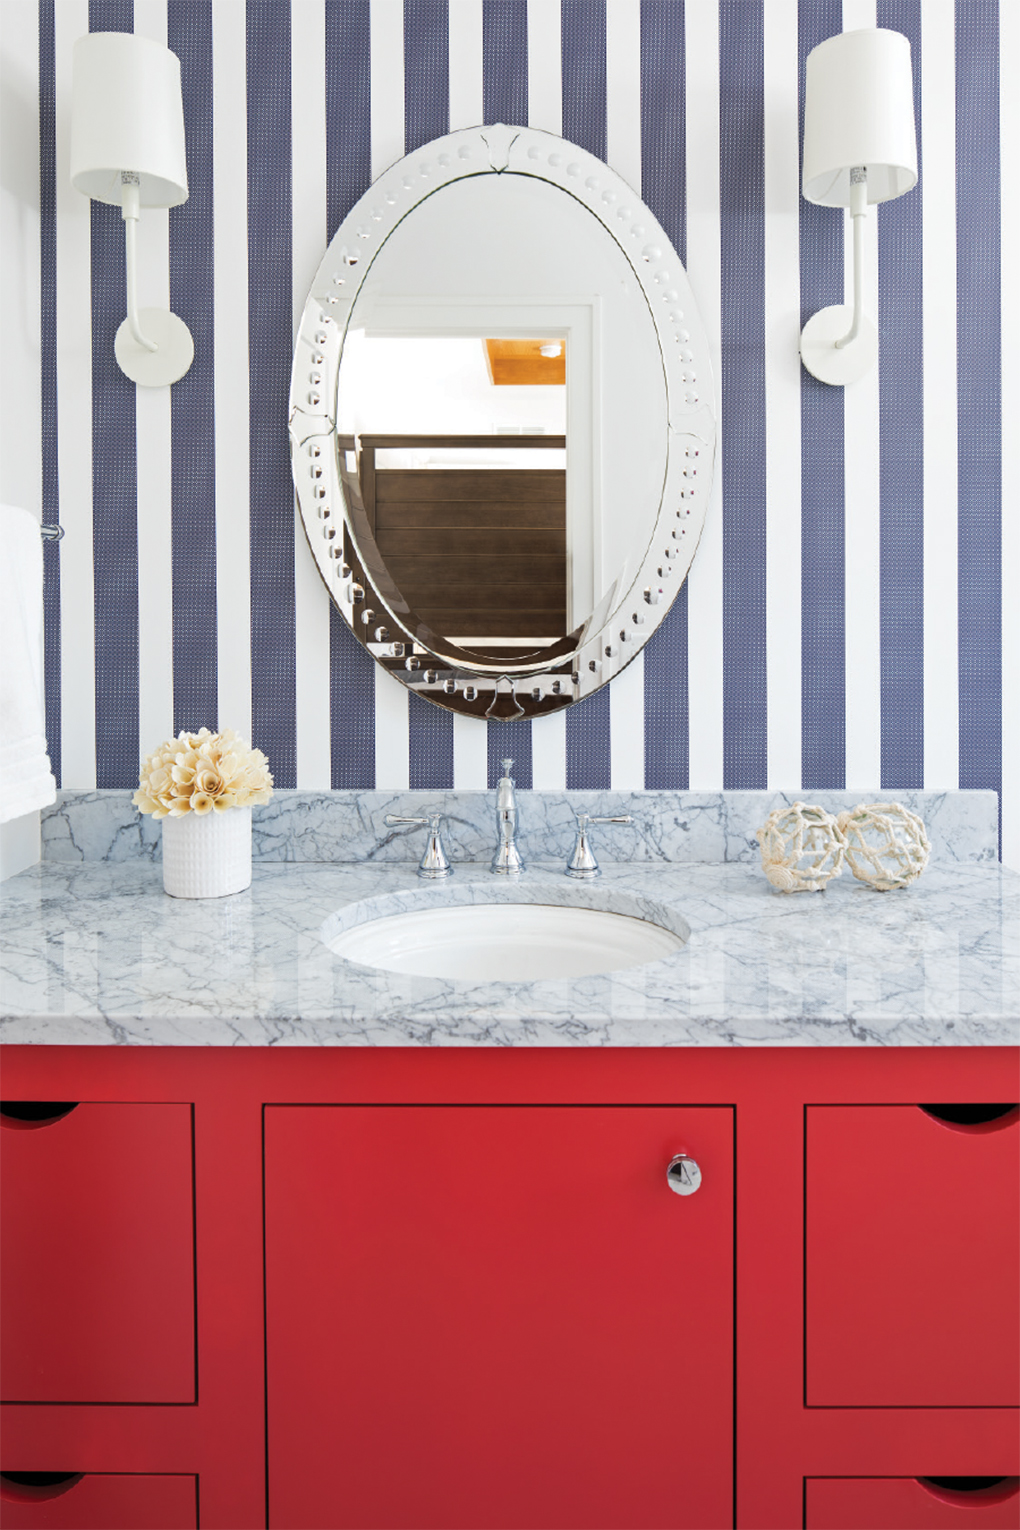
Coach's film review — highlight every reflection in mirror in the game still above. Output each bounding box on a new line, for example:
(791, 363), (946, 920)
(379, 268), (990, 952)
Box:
(290, 125), (716, 719)
(340, 335), (568, 659)
(337, 170), (667, 667)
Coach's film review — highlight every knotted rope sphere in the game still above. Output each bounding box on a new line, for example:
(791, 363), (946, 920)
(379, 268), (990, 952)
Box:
(836, 802), (930, 891)
(755, 802), (847, 893)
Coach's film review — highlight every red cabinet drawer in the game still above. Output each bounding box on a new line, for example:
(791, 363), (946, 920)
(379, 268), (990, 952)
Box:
(806, 1105), (1019, 1406)
(0, 1104), (195, 1403)
(806, 1477), (1020, 1529)
(0, 1473), (197, 1529)
(265, 1104), (734, 1530)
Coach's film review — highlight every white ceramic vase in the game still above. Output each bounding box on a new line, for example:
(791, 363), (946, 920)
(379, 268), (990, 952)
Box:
(161, 807), (252, 898)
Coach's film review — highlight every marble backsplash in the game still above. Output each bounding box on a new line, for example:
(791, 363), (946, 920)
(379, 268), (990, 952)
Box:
(40, 789), (999, 867)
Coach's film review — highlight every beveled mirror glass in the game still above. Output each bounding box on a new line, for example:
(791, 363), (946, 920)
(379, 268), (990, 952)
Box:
(290, 124), (715, 720)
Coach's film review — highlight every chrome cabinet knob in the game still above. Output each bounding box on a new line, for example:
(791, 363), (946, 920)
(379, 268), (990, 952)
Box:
(666, 1153), (702, 1195)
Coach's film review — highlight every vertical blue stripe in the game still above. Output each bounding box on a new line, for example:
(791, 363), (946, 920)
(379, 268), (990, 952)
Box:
(325, 0), (375, 789)
(168, 0), (217, 736)
(561, 0), (611, 786)
(247, 0), (296, 786)
(566, 690), (610, 790)
(89, 0), (138, 789)
(404, 0), (449, 152)
(403, 0), (454, 788)
(878, 0), (924, 790)
(481, 0), (535, 778)
(483, 0), (527, 125)
(799, 0), (845, 790)
(561, 0), (606, 160)
(641, 0), (688, 790)
(956, 0), (1001, 848)
(39, 0), (60, 785)
(408, 693), (454, 789)
(719, 0), (767, 789)
(487, 720), (533, 789)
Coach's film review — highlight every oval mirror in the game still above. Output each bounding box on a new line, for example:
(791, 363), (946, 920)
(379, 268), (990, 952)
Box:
(290, 124), (715, 721)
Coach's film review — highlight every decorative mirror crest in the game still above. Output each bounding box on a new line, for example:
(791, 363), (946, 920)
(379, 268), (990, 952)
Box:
(290, 123), (716, 719)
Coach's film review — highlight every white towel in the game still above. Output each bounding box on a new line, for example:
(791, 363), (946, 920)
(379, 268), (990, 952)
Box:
(0, 504), (57, 823)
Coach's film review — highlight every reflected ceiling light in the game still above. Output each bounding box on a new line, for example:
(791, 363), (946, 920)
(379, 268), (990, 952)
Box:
(800, 27), (917, 386)
(539, 342), (563, 358)
(71, 31), (194, 387)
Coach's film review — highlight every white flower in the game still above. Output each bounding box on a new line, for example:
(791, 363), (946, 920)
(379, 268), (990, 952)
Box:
(133, 728), (274, 818)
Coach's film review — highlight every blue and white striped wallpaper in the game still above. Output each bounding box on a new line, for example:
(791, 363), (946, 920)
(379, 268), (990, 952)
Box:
(27, 0), (1017, 860)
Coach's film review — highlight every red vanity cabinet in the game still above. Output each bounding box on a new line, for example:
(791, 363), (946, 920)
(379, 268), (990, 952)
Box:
(0, 1103), (196, 1405)
(804, 1476), (1020, 1528)
(0, 1472), (197, 1529)
(264, 1104), (734, 1530)
(805, 1105), (1020, 1407)
(0, 1044), (1016, 1529)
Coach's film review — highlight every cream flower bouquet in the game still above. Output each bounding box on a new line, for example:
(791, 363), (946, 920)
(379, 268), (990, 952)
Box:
(134, 727), (273, 819)
(135, 729), (272, 898)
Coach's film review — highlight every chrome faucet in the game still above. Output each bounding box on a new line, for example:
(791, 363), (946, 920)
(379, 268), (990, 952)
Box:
(566, 812), (634, 879)
(490, 758), (525, 876)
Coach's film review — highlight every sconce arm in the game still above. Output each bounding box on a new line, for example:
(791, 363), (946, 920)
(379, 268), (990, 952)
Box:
(120, 174), (159, 354)
(835, 168), (868, 351)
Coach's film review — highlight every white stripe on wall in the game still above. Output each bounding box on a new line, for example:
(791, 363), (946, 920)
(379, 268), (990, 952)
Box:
(531, 710), (567, 790)
(212, 0), (252, 745)
(841, 0), (881, 793)
(921, 0), (959, 793)
(1001, 0), (1019, 870)
(527, 0), (561, 139)
(604, 0), (645, 792)
(605, 0), (641, 196)
(763, 0), (802, 791)
(370, 0), (409, 790)
(1, 0), (42, 518)
(134, 0), (174, 757)
(684, 0), (724, 791)
(55, 0), (96, 789)
(453, 710), (488, 789)
(292, 0), (332, 789)
(448, 0), (482, 133)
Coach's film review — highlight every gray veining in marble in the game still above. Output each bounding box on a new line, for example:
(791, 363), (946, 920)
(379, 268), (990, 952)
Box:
(41, 788), (999, 867)
(2, 858), (1017, 1048)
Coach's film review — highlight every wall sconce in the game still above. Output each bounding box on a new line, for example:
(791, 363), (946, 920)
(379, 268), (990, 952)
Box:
(70, 31), (193, 388)
(800, 27), (917, 386)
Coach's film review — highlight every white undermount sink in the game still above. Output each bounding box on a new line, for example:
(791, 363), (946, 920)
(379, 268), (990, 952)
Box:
(325, 897), (688, 981)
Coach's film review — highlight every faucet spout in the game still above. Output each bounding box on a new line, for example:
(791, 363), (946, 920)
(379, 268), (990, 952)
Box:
(491, 757), (525, 876)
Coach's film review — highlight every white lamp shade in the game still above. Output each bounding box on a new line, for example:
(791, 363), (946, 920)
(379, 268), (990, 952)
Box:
(802, 28), (917, 206)
(70, 31), (188, 208)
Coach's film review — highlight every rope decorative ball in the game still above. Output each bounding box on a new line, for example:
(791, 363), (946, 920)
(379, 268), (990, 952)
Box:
(836, 802), (931, 891)
(755, 802), (847, 893)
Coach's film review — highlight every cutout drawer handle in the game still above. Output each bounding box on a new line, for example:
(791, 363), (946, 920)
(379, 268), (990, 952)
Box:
(919, 1103), (1019, 1132)
(0, 1101), (78, 1130)
(918, 1477), (1020, 1507)
(0, 1472), (84, 1503)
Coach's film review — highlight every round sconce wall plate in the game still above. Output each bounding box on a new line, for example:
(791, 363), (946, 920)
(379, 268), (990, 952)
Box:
(799, 304), (877, 386)
(115, 308), (195, 387)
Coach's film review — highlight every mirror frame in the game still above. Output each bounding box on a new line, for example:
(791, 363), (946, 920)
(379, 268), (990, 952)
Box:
(289, 123), (716, 721)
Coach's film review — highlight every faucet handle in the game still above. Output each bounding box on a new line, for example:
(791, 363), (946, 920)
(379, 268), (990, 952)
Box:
(384, 813), (453, 880)
(500, 757), (514, 778)
(566, 813), (634, 880)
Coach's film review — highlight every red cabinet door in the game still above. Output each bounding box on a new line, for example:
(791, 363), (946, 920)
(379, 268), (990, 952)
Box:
(805, 1477), (1020, 1529)
(265, 1105), (734, 1530)
(806, 1106), (1019, 1406)
(0, 1104), (195, 1403)
(0, 1473), (197, 1529)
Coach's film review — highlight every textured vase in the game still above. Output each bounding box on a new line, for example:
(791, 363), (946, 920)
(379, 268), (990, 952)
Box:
(161, 807), (252, 898)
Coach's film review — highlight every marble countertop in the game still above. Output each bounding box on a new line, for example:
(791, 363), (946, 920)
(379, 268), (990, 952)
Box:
(2, 858), (1017, 1047)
